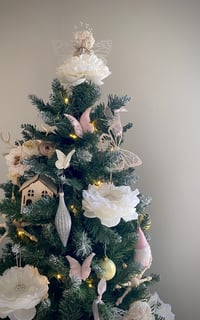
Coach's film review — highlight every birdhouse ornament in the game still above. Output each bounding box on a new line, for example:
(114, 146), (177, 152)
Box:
(19, 174), (57, 212)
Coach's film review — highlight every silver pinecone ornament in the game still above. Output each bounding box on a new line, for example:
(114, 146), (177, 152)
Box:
(55, 192), (71, 247)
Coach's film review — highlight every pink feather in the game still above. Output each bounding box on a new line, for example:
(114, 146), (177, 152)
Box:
(79, 107), (94, 133)
(97, 278), (107, 302)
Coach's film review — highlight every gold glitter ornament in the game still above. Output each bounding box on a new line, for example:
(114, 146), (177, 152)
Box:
(138, 212), (151, 231)
(99, 256), (116, 281)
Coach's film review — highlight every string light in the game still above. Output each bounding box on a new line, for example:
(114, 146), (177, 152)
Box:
(70, 205), (78, 215)
(86, 278), (93, 288)
(95, 180), (102, 186)
(56, 274), (62, 280)
(64, 97), (69, 104)
(69, 133), (78, 139)
(17, 230), (24, 237)
(91, 121), (97, 132)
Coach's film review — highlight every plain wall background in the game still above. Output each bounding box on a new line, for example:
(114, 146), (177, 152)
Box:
(0, 0), (200, 319)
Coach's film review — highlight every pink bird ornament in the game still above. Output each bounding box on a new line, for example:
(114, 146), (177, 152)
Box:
(64, 106), (94, 137)
(66, 252), (95, 281)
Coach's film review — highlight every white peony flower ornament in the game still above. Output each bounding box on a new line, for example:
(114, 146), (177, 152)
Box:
(82, 183), (140, 227)
(57, 29), (111, 87)
(123, 300), (155, 320)
(149, 292), (175, 320)
(0, 265), (49, 320)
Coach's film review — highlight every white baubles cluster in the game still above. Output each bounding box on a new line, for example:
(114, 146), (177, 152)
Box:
(57, 29), (111, 87)
(82, 183), (140, 227)
(0, 265), (49, 320)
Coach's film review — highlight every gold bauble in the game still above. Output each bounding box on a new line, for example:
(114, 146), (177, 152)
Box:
(99, 256), (116, 281)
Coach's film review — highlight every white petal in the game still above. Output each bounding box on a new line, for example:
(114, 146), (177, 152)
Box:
(9, 308), (36, 320)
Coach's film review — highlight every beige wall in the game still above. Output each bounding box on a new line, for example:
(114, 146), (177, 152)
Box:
(1, 0), (200, 318)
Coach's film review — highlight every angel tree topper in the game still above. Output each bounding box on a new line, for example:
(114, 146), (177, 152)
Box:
(57, 29), (111, 86)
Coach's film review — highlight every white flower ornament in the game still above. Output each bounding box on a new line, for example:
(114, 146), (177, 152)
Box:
(82, 183), (140, 227)
(123, 300), (155, 320)
(0, 265), (49, 320)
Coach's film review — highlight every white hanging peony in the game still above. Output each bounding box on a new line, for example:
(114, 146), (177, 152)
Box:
(123, 300), (155, 320)
(0, 265), (49, 320)
(57, 53), (111, 87)
(149, 292), (175, 320)
(82, 183), (140, 227)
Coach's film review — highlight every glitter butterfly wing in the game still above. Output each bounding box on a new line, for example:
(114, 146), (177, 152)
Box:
(119, 148), (142, 169)
(55, 149), (75, 170)
(66, 252), (95, 281)
(98, 133), (142, 171)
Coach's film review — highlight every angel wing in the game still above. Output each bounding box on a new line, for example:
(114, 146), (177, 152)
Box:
(93, 39), (112, 64)
(66, 252), (95, 281)
(55, 149), (75, 170)
(64, 107), (94, 138)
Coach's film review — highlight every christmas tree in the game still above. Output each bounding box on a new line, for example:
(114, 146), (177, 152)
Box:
(0, 27), (175, 320)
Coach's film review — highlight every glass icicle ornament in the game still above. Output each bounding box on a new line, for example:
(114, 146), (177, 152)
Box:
(55, 192), (71, 247)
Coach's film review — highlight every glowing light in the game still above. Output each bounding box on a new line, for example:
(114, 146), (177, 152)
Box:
(18, 230), (24, 236)
(56, 274), (62, 280)
(86, 279), (93, 288)
(64, 97), (69, 104)
(70, 205), (78, 215)
(91, 121), (97, 132)
(95, 180), (102, 186)
(69, 133), (78, 139)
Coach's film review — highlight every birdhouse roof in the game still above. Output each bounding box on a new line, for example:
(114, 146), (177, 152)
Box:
(19, 174), (58, 194)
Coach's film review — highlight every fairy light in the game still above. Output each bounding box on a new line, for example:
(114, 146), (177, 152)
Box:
(95, 180), (102, 186)
(69, 133), (78, 139)
(64, 97), (69, 104)
(56, 274), (62, 280)
(70, 205), (78, 215)
(91, 121), (97, 132)
(17, 230), (24, 237)
(86, 278), (93, 288)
